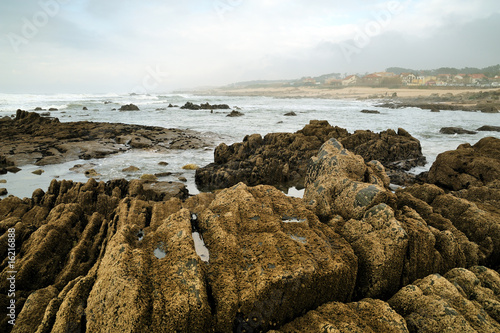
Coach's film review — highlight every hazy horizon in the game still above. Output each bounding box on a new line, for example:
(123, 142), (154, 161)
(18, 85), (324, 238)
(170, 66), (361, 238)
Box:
(1, 0), (499, 94)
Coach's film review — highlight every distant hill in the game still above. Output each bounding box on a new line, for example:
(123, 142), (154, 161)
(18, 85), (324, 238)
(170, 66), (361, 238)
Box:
(386, 64), (500, 77)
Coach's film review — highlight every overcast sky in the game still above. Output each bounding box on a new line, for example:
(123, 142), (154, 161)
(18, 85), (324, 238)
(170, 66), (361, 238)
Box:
(0, 0), (499, 93)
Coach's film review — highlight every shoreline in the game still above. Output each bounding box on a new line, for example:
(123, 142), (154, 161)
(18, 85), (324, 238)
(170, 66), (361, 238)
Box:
(188, 85), (500, 103)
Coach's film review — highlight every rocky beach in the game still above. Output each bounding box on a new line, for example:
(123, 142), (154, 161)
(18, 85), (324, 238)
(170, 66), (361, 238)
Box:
(1, 94), (500, 332)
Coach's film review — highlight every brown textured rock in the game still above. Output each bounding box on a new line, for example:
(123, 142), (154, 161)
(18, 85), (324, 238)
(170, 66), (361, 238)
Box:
(304, 138), (395, 221)
(11, 285), (59, 333)
(426, 137), (500, 191)
(389, 268), (500, 332)
(339, 204), (408, 299)
(195, 120), (425, 191)
(270, 298), (409, 333)
(86, 208), (211, 332)
(399, 182), (500, 265)
(198, 182), (358, 332)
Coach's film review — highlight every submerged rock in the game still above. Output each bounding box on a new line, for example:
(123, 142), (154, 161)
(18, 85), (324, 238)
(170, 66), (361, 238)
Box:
(440, 127), (477, 135)
(226, 110), (244, 117)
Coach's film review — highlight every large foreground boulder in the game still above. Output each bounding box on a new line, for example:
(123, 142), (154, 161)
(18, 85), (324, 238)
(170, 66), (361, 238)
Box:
(426, 137), (500, 191)
(198, 183), (358, 332)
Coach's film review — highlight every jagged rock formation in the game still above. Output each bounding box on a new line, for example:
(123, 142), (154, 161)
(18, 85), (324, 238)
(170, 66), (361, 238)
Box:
(195, 120), (425, 191)
(1, 134), (500, 332)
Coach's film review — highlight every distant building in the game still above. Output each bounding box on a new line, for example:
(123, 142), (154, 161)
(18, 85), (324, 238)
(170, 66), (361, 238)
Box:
(469, 74), (487, 84)
(325, 78), (342, 86)
(400, 73), (416, 85)
(342, 75), (358, 86)
(362, 72), (397, 86)
(301, 77), (316, 85)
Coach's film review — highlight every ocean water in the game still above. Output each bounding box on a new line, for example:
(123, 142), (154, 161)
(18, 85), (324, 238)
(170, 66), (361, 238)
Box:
(0, 93), (498, 198)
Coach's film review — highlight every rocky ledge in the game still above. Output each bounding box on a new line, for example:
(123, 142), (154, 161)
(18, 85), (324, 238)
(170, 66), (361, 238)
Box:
(195, 120), (426, 191)
(1, 134), (499, 332)
(0, 110), (212, 167)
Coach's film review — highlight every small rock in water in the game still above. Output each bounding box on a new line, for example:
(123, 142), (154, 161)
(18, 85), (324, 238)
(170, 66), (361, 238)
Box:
(440, 127), (477, 135)
(32, 169), (45, 175)
(6, 166), (21, 173)
(155, 172), (172, 177)
(84, 169), (101, 177)
(0, 188), (7, 196)
(178, 176), (187, 182)
(477, 125), (500, 132)
(226, 110), (244, 117)
(0, 179), (5, 183)
(182, 164), (199, 170)
(119, 104), (140, 111)
(284, 111), (297, 116)
(141, 174), (158, 181)
(361, 109), (380, 114)
(122, 166), (140, 172)
(158, 161), (169, 166)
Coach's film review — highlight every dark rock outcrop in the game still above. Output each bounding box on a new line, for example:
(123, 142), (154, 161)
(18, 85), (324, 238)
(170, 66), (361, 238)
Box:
(118, 104), (140, 111)
(180, 102), (230, 110)
(477, 125), (500, 132)
(0, 110), (212, 167)
(284, 111), (297, 116)
(440, 127), (477, 135)
(361, 109), (380, 114)
(226, 110), (244, 117)
(195, 120), (425, 191)
(426, 137), (500, 191)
